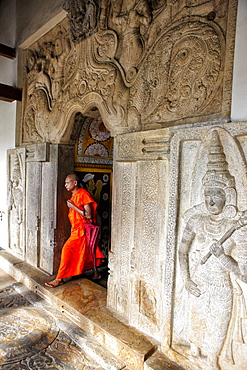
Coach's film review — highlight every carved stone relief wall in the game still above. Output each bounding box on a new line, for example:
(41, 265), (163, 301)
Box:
(7, 144), (74, 274)
(170, 125), (247, 369)
(21, 17), (128, 143)
(7, 148), (26, 259)
(108, 129), (169, 339)
(168, 122), (247, 369)
(11, 1), (242, 368)
(109, 121), (247, 369)
(20, 0), (237, 146)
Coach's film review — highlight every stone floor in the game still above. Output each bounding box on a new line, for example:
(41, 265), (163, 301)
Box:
(0, 249), (185, 370)
(0, 269), (119, 370)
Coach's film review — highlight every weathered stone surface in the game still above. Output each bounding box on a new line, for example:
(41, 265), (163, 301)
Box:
(0, 251), (158, 370)
(0, 273), (120, 370)
(7, 148), (26, 259)
(108, 121), (247, 369)
(170, 124), (247, 369)
(144, 351), (185, 370)
(20, 0), (237, 141)
(6, 1), (245, 369)
(7, 144), (74, 274)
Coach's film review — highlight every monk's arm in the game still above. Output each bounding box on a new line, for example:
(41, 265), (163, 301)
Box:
(67, 200), (92, 220)
(83, 203), (92, 220)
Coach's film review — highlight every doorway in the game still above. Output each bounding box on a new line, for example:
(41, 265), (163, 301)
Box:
(73, 113), (113, 287)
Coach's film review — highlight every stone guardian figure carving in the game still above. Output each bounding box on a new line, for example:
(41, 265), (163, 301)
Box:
(178, 130), (247, 369)
(112, 0), (152, 81)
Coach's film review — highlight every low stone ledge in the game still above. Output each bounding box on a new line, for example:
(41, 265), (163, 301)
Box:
(0, 249), (158, 369)
(144, 351), (186, 370)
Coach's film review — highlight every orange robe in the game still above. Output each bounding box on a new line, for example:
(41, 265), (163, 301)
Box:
(56, 188), (104, 280)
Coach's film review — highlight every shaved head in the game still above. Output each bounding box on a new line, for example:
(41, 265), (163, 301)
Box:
(65, 174), (80, 194)
(67, 173), (79, 183)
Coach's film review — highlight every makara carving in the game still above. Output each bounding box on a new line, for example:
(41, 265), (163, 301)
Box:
(21, 0), (234, 143)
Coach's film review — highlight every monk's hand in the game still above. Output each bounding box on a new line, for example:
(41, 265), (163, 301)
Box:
(210, 242), (224, 258)
(185, 279), (201, 297)
(67, 200), (75, 209)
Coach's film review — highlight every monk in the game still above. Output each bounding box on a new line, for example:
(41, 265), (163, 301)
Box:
(45, 174), (104, 288)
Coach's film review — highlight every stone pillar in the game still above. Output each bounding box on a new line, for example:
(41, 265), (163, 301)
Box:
(15, 143), (74, 274)
(108, 129), (169, 342)
(25, 144), (46, 267)
(38, 143), (74, 274)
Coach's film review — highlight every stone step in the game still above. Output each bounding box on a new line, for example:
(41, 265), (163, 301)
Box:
(0, 249), (157, 369)
(144, 351), (186, 370)
(0, 249), (184, 370)
(13, 282), (127, 370)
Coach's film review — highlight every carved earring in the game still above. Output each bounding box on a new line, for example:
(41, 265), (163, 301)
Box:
(223, 204), (237, 218)
(223, 187), (237, 218)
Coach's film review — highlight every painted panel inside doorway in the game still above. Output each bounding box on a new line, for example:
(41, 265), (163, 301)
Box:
(74, 114), (113, 260)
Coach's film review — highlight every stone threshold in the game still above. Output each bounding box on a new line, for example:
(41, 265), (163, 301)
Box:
(0, 249), (184, 370)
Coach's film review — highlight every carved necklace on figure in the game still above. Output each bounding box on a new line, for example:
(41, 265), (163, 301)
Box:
(204, 216), (226, 236)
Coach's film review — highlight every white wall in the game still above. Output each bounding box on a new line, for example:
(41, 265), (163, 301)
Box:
(231, 0), (247, 121)
(0, 0), (16, 248)
(16, 0), (65, 48)
(0, 101), (16, 248)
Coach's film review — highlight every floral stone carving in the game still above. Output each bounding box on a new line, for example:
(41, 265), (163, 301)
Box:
(21, 0), (236, 144)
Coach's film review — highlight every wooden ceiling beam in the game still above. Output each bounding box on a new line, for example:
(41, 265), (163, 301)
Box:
(0, 43), (16, 59)
(0, 83), (22, 102)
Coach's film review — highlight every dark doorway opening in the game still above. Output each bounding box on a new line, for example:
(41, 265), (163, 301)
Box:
(73, 113), (113, 288)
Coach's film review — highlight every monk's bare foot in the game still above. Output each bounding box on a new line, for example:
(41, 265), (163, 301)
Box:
(92, 269), (101, 280)
(45, 279), (64, 288)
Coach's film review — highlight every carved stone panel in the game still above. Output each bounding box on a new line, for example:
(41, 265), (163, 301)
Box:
(131, 18), (226, 124)
(25, 160), (41, 267)
(21, 17), (129, 144)
(107, 160), (135, 317)
(108, 122), (247, 369)
(39, 144), (74, 274)
(99, 0), (237, 126)
(24, 143), (74, 273)
(166, 124), (247, 369)
(63, 0), (100, 43)
(39, 145), (58, 274)
(7, 148), (26, 259)
(108, 129), (169, 340)
(20, 0), (238, 144)
(25, 143), (50, 270)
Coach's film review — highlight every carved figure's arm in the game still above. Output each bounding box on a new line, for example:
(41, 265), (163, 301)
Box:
(179, 224), (201, 297)
(210, 243), (241, 276)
